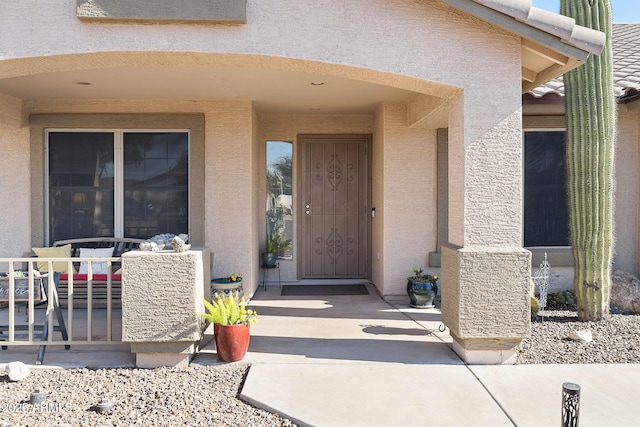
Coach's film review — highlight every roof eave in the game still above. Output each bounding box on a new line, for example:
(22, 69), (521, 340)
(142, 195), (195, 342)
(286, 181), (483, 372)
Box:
(440, 0), (602, 94)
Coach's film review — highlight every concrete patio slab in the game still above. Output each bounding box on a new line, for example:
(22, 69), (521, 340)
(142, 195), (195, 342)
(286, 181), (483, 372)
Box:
(470, 364), (640, 427)
(193, 285), (461, 366)
(242, 364), (514, 427)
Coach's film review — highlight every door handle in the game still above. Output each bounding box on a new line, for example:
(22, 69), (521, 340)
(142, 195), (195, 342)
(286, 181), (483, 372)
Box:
(305, 204), (310, 215)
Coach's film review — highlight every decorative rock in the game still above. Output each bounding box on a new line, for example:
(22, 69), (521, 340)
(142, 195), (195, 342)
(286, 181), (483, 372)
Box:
(30, 389), (47, 404)
(6, 361), (30, 381)
(611, 270), (640, 314)
(568, 329), (593, 343)
(95, 397), (113, 414)
(171, 236), (191, 252)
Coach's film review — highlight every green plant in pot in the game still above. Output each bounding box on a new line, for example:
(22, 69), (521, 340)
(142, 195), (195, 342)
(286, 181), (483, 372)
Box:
(202, 292), (259, 362)
(407, 267), (438, 308)
(261, 232), (291, 267)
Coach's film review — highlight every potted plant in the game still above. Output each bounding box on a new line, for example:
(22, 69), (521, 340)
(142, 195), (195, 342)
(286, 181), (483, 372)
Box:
(261, 232), (291, 267)
(202, 292), (259, 362)
(210, 273), (244, 298)
(406, 267), (438, 308)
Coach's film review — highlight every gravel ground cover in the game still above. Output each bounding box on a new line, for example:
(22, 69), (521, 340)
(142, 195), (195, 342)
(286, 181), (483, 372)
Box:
(517, 310), (640, 364)
(0, 364), (298, 427)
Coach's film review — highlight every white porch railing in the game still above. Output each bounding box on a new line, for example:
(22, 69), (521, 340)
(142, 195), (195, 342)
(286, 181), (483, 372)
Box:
(0, 257), (123, 350)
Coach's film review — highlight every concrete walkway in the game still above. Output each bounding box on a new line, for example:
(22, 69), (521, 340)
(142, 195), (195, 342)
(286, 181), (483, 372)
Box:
(193, 286), (640, 427)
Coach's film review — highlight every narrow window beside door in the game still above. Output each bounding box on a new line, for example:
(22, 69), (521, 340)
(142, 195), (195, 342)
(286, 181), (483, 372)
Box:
(266, 141), (293, 259)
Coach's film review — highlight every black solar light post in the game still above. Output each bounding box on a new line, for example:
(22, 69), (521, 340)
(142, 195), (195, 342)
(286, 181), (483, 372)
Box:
(562, 382), (581, 427)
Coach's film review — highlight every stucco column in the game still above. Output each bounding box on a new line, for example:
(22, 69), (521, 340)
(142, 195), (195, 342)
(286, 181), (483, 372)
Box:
(121, 248), (210, 368)
(204, 102), (259, 294)
(442, 246), (530, 364)
(442, 91), (530, 364)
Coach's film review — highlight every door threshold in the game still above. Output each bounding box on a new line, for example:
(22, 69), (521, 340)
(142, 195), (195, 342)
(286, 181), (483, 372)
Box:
(294, 279), (370, 286)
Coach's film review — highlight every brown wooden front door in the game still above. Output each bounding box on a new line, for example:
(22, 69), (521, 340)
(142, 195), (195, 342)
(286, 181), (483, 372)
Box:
(298, 135), (370, 278)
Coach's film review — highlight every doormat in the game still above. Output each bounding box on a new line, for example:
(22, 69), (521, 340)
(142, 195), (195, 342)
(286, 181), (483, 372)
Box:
(281, 284), (369, 296)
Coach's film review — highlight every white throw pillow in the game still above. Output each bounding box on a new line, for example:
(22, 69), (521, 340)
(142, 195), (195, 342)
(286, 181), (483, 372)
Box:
(78, 247), (115, 275)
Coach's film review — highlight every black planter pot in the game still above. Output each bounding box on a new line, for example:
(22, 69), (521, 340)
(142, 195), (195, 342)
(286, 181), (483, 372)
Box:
(262, 252), (278, 267)
(407, 278), (438, 308)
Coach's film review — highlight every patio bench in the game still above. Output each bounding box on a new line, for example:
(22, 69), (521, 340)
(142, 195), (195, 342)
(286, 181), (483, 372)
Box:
(50, 237), (145, 304)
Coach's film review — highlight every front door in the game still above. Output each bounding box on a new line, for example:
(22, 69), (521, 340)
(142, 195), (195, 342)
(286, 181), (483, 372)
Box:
(298, 134), (371, 278)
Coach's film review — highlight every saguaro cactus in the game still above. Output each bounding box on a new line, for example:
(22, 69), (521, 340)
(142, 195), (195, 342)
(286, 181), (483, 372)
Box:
(561, 0), (616, 321)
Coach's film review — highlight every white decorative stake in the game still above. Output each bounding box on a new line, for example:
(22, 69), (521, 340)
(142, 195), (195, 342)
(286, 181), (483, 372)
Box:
(532, 252), (551, 321)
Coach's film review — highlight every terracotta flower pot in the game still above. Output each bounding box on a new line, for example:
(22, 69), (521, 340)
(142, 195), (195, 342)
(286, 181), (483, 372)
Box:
(214, 323), (250, 362)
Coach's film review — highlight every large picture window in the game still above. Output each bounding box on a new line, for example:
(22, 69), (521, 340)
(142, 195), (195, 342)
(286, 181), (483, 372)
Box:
(47, 130), (189, 244)
(524, 130), (569, 247)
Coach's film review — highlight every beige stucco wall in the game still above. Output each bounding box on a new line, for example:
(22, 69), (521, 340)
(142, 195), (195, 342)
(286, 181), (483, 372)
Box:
(372, 107), (385, 292)
(376, 102), (438, 296)
(0, 0), (501, 98)
(0, 126), (32, 258)
(121, 249), (207, 343)
(615, 108), (640, 274)
(204, 101), (259, 294)
(448, 96), (524, 247)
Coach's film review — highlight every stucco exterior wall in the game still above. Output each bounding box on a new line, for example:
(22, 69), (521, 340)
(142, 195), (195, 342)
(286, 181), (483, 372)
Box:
(0, 126), (31, 258)
(121, 250), (207, 343)
(205, 101), (257, 293)
(615, 109), (640, 274)
(372, 107), (385, 292)
(378, 102), (437, 296)
(0, 0), (501, 98)
(448, 67), (524, 246)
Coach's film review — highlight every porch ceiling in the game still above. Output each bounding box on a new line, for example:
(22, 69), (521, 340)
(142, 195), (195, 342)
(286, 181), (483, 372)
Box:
(0, 66), (415, 114)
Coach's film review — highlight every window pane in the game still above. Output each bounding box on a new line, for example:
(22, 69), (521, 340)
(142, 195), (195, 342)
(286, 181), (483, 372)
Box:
(123, 133), (189, 239)
(524, 131), (569, 246)
(48, 132), (115, 244)
(266, 141), (293, 259)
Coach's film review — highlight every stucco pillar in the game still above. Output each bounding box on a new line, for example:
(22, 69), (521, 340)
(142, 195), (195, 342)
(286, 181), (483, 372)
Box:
(121, 248), (210, 368)
(443, 91), (530, 364)
(441, 246), (530, 364)
(204, 102), (258, 294)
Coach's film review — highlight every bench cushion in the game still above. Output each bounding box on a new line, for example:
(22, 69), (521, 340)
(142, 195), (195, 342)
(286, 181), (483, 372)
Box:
(59, 273), (122, 282)
(32, 244), (75, 273)
(78, 247), (115, 274)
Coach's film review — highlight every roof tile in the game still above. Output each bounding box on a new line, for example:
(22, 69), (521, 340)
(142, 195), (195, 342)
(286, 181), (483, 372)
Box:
(472, 0), (605, 54)
(530, 23), (640, 98)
